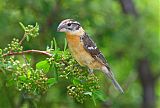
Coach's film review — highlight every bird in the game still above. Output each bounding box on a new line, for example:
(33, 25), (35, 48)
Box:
(57, 19), (124, 93)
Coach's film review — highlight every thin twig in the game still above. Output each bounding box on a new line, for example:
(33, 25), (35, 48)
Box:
(3, 50), (52, 57)
(19, 33), (27, 45)
(22, 54), (28, 64)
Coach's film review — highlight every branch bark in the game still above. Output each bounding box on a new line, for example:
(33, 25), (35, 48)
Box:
(3, 50), (52, 57)
(119, 0), (138, 17)
(138, 59), (155, 108)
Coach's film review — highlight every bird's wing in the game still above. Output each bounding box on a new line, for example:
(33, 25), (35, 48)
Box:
(81, 33), (110, 69)
(81, 33), (123, 93)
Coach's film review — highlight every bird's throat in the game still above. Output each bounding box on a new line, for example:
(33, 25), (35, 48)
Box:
(66, 33), (81, 47)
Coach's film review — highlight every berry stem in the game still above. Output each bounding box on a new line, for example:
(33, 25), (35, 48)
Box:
(19, 33), (27, 45)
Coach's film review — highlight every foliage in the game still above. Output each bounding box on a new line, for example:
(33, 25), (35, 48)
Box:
(0, 0), (159, 108)
(0, 23), (105, 107)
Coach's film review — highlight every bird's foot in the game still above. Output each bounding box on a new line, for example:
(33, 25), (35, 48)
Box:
(88, 68), (94, 75)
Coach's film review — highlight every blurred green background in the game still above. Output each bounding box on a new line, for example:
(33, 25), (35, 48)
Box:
(0, 0), (159, 108)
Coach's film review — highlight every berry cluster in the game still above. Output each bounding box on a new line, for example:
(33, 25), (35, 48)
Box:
(5, 57), (49, 97)
(49, 50), (101, 103)
(3, 38), (23, 54)
(24, 23), (39, 38)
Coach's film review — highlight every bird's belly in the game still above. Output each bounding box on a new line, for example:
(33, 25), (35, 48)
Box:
(68, 43), (102, 69)
(68, 42), (94, 66)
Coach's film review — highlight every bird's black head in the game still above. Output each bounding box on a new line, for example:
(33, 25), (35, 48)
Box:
(57, 19), (81, 33)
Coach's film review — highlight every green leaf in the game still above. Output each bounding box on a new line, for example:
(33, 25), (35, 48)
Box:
(7, 79), (15, 86)
(93, 90), (107, 101)
(19, 76), (27, 81)
(85, 91), (106, 106)
(50, 40), (53, 49)
(26, 36), (30, 41)
(47, 78), (57, 87)
(0, 49), (2, 54)
(35, 22), (39, 29)
(49, 63), (59, 81)
(19, 22), (26, 30)
(72, 78), (81, 85)
(27, 70), (31, 78)
(53, 38), (57, 50)
(36, 60), (50, 73)
(64, 38), (67, 51)
(92, 94), (96, 106)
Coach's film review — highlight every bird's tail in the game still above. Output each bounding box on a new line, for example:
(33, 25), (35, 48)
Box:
(102, 66), (124, 94)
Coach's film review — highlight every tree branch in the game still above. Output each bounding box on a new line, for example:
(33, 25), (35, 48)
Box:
(119, 0), (138, 17)
(138, 58), (155, 108)
(3, 50), (52, 57)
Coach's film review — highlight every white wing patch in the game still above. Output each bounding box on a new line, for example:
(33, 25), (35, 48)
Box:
(87, 46), (97, 50)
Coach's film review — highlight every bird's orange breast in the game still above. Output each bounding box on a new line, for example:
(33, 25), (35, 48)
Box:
(66, 33), (102, 69)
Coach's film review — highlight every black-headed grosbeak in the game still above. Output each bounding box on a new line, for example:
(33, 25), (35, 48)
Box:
(57, 19), (124, 93)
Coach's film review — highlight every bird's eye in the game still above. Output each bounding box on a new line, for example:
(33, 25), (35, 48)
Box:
(67, 23), (71, 26)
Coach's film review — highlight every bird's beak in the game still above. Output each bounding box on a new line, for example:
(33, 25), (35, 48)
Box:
(57, 24), (65, 32)
(57, 25), (62, 32)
